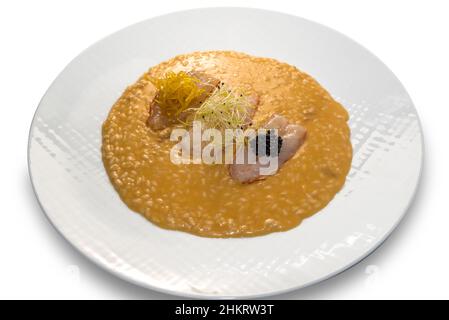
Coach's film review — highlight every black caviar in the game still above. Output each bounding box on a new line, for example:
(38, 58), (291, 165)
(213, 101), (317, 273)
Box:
(249, 130), (283, 157)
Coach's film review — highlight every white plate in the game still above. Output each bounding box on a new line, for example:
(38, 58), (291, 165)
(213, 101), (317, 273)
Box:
(28, 8), (423, 298)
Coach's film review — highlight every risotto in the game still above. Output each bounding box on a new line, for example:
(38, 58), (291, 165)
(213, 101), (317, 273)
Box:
(102, 51), (352, 237)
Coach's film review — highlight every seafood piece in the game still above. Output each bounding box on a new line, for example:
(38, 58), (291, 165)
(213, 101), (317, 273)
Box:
(229, 114), (307, 183)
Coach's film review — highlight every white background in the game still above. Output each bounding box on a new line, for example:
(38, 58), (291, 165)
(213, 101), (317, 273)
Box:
(0, 0), (447, 299)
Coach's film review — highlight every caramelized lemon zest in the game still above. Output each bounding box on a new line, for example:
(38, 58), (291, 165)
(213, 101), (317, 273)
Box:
(148, 71), (205, 118)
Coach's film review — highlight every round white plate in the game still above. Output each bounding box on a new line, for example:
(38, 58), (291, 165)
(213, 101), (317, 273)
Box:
(28, 8), (423, 298)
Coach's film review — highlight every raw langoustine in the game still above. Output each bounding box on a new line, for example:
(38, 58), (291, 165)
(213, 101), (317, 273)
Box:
(229, 114), (307, 183)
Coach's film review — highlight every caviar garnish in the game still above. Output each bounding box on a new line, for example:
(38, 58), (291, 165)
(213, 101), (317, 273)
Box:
(250, 131), (283, 157)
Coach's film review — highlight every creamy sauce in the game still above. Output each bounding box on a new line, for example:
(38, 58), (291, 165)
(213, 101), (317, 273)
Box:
(102, 51), (352, 237)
